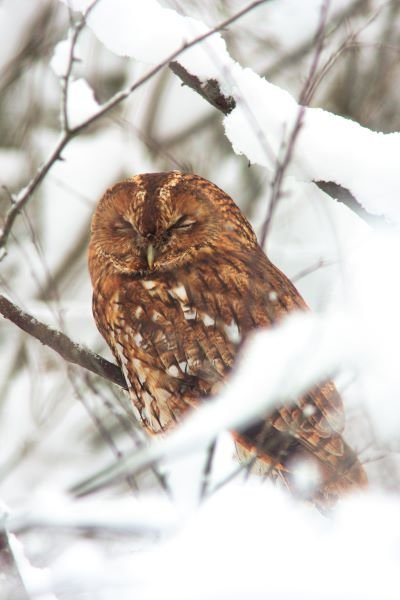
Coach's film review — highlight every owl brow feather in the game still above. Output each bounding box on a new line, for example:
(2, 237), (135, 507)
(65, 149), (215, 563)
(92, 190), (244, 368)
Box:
(137, 173), (170, 234)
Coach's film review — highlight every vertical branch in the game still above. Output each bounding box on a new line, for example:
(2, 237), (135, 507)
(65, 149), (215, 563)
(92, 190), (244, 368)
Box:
(259, 0), (331, 247)
(60, 1), (101, 131)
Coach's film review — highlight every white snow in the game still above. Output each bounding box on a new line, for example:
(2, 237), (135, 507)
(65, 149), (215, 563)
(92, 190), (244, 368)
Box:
(7, 534), (57, 600)
(224, 61), (400, 223)
(50, 36), (78, 78)
(342, 232), (400, 442)
(67, 78), (99, 129)
(137, 485), (400, 600)
(13, 483), (400, 600)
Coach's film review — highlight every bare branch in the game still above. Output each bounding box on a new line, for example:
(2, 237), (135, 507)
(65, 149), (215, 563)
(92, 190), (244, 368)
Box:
(0, 294), (126, 390)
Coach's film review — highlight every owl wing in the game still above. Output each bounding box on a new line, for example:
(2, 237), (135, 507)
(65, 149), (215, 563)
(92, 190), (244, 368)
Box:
(179, 249), (366, 494)
(244, 251), (347, 457)
(180, 250), (345, 442)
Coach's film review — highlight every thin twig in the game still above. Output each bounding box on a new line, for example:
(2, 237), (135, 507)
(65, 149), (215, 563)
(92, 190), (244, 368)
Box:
(291, 259), (336, 283)
(259, 0), (331, 247)
(84, 375), (172, 497)
(263, 0), (368, 79)
(300, 0), (331, 106)
(208, 455), (258, 497)
(68, 369), (139, 495)
(60, 5), (95, 132)
(200, 439), (217, 500)
(304, 2), (388, 107)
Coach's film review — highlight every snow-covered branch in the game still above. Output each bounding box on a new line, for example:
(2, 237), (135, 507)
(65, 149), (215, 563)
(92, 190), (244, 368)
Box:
(73, 0), (400, 225)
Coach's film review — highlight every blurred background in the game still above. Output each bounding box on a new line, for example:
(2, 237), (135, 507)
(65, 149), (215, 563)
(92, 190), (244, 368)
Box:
(1, 0), (399, 596)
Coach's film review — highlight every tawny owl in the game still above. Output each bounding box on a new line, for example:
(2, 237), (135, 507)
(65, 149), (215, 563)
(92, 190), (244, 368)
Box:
(88, 171), (366, 503)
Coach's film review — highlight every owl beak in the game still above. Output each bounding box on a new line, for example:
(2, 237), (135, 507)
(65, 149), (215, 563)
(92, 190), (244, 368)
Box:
(147, 243), (156, 269)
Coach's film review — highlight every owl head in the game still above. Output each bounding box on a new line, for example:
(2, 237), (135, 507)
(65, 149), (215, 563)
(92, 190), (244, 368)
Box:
(88, 171), (257, 279)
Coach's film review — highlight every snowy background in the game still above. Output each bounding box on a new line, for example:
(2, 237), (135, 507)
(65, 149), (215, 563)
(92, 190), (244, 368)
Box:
(1, 0), (400, 597)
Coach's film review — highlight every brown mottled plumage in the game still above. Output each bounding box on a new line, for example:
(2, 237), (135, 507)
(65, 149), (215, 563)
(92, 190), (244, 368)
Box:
(88, 171), (366, 503)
